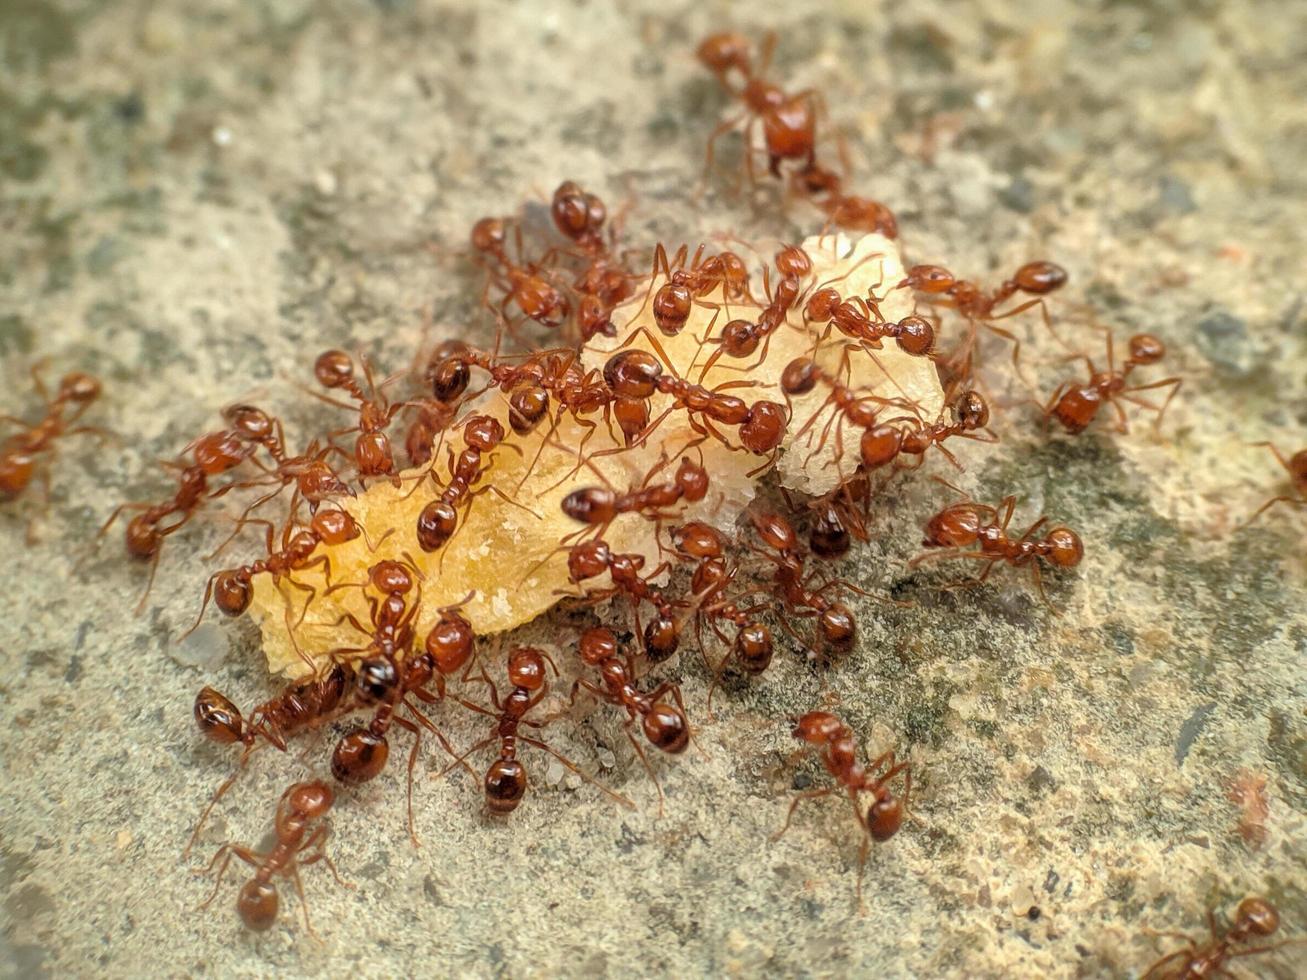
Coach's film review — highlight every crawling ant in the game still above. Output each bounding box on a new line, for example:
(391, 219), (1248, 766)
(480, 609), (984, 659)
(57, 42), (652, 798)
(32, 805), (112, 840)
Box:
(703, 245), (812, 374)
(1142, 896), (1298, 978)
(561, 454), (709, 542)
(750, 511), (864, 655)
(564, 538), (683, 662)
(636, 243), (752, 338)
(415, 413), (520, 555)
(98, 425), (261, 611)
(571, 626), (691, 812)
(772, 711), (910, 906)
(469, 216), (571, 332)
(697, 31), (822, 182)
(787, 162), (899, 239)
(447, 646), (632, 814)
(0, 367), (103, 509)
(861, 390), (995, 472)
(197, 780), (349, 934)
(896, 260), (1069, 383)
(1044, 332), (1180, 434)
(602, 348), (786, 458)
(909, 485), (1083, 607)
(549, 180), (635, 340)
(312, 349), (406, 484)
(1246, 443), (1307, 523)
(802, 286), (936, 357)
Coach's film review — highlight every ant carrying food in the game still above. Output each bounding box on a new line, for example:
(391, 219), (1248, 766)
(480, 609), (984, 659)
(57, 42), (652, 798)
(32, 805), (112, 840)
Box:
(772, 711), (910, 906)
(197, 780), (350, 934)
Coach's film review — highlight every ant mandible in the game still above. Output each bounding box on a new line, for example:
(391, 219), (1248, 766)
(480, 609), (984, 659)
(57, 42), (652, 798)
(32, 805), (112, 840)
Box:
(197, 780), (350, 934)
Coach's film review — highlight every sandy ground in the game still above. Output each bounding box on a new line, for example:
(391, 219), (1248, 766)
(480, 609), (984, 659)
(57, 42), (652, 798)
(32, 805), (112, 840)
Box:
(1, 0), (1305, 977)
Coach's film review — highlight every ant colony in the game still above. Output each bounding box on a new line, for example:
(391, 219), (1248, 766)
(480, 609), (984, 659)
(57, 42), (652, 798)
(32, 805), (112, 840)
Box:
(10, 27), (1298, 975)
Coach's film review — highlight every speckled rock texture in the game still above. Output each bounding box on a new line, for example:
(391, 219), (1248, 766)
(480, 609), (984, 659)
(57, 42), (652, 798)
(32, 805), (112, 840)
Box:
(1, 1), (1305, 977)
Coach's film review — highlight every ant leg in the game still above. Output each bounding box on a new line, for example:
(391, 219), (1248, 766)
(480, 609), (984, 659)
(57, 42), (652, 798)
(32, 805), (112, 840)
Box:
(195, 843), (261, 909)
(392, 715), (425, 848)
(520, 736), (634, 810)
(1139, 948), (1194, 980)
(770, 787), (836, 842)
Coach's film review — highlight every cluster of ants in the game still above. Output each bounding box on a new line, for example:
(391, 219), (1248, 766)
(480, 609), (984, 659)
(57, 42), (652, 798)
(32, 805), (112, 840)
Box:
(3, 29), (1302, 974)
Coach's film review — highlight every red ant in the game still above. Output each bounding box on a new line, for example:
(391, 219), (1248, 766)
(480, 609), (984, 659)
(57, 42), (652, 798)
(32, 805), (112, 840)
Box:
(772, 711), (910, 906)
(601, 348), (786, 458)
(0, 367), (103, 506)
(909, 485), (1083, 607)
(1142, 896), (1298, 978)
(1246, 443), (1307, 523)
(469, 216), (571, 332)
(802, 286), (936, 357)
(187, 661), (357, 856)
(571, 626), (691, 812)
(703, 245), (812, 374)
(422, 597), (478, 695)
(860, 390), (995, 472)
(564, 538), (683, 662)
(1043, 332), (1181, 434)
(549, 181), (635, 341)
(446, 645), (633, 814)
(895, 260), (1069, 383)
(561, 454), (709, 541)
(326, 560), (464, 842)
(750, 511), (863, 655)
(197, 780), (349, 934)
(791, 163), (899, 238)
(415, 413), (529, 555)
(98, 425), (260, 611)
(633, 243), (752, 338)
(697, 32), (822, 182)
(312, 349), (406, 485)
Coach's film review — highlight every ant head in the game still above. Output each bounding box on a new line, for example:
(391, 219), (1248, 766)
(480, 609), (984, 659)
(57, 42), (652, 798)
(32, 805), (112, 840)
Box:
(425, 610), (474, 675)
(906, 264), (956, 294)
(284, 780), (335, 820)
(734, 623), (773, 674)
(223, 403), (272, 440)
(124, 512), (161, 558)
(470, 217), (506, 253)
(301, 463), (350, 505)
(484, 758), (527, 814)
(775, 245), (812, 280)
(805, 287), (841, 324)
(865, 787), (904, 842)
(743, 78), (784, 112)
(1128, 334), (1166, 365)
(1044, 527), (1084, 568)
(314, 350), (355, 389)
(954, 390), (989, 430)
(1236, 897), (1280, 938)
(578, 626), (617, 666)
(237, 879), (279, 931)
(791, 710), (842, 744)
(720, 318), (759, 357)
(507, 647), (549, 691)
(673, 521), (726, 560)
(924, 504), (982, 549)
(897, 316), (935, 357)
(463, 414), (506, 452)
(370, 560), (414, 595)
(59, 372), (101, 404)
(741, 400), (787, 455)
(819, 603), (856, 653)
(696, 32), (751, 75)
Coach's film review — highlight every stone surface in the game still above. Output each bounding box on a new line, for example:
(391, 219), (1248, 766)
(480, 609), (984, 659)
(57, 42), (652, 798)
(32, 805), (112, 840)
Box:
(1, 1), (1305, 977)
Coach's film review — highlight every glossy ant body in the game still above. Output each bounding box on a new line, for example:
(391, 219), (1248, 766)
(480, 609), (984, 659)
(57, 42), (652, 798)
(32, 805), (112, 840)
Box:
(561, 455), (709, 540)
(313, 350), (406, 484)
(549, 181), (635, 341)
(751, 512), (860, 654)
(772, 711), (910, 905)
(415, 414), (511, 554)
(470, 216), (571, 331)
(572, 626), (690, 811)
(1045, 332), (1180, 434)
(565, 538), (683, 662)
(641, 243), (753, 337)
(198, 780), (348, 934)
(910, 488), (1083, 607)
(448, 646), (632, 814)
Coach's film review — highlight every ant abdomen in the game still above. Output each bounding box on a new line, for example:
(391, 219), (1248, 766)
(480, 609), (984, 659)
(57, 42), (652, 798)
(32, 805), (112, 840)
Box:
(331, 728), (389, 783)
(194, 687), (245, 744)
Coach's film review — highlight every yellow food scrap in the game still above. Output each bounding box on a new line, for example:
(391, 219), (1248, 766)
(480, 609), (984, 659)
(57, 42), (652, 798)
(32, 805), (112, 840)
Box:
(250, 232), (941, 676)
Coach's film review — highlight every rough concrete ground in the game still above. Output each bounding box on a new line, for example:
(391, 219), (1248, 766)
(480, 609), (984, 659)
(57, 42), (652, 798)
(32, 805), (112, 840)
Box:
(1, 0), (1305, 977)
